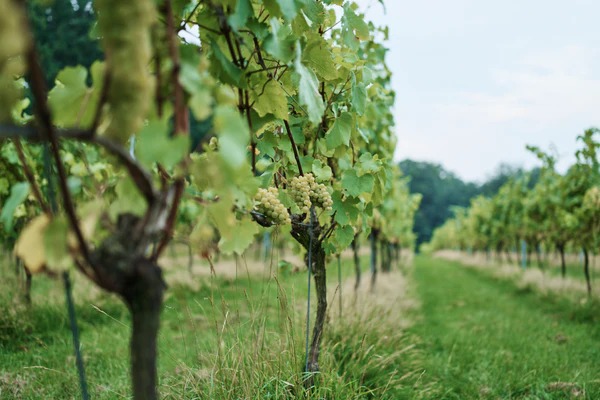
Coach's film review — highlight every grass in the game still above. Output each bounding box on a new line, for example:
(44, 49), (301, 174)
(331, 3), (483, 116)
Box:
(0, 249), (417, 399)
(401, 255), (600, 399)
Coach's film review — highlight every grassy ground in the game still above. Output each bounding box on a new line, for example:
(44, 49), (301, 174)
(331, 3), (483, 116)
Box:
(0, 250), (416, 399)
(403, 255), (600, 399)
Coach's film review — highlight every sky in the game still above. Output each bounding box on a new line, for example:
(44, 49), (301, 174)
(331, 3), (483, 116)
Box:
(355, 0), (600, 182)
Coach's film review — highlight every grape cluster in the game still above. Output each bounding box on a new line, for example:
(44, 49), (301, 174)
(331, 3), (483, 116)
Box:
(289, 173), (333, 215)
(254, 187), (291, 225)
(311, 181), (333, 211)
(95, 0), (155, 144)
(289, 175), (312, 214)
(208, 136), (218, 151)
(584, 186), (600, 208)
(0, 0), (28, 123)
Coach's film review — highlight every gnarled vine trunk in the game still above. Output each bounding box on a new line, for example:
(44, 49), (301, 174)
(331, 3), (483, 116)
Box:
(122, 259), (165, 400)
(290, 212), (327, 388)
(305, 246), (326, 383)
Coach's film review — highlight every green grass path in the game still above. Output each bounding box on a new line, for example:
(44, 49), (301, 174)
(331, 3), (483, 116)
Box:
(406, 256), (600, 399)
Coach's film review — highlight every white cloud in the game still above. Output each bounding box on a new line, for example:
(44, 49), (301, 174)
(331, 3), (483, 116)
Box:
(358, 1), (600, 181)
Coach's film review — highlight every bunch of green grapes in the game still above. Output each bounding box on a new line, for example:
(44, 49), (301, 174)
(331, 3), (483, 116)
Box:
(208, 137), (218, 151)
(254, 187), (291, 225)
(95, 0), (155, 144)
(289, 173), (333, 214)
(584, 186), (600, 209)
(0, 0), (28, 123)
(310, 181), (333, 211)
(289, 175), (312, 214)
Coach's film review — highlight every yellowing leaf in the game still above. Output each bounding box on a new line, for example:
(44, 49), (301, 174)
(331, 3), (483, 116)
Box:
(252, 80), (288, 119)
(303, 35), (338, 80)
(14, 215), (50, 274)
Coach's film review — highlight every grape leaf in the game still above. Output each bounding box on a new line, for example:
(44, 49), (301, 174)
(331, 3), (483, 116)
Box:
(228, 0), (253, 31)
(214, 105), (249, 168)
(325, 112), (352, 149)
(14, 215), (49, 274)
(312, 159), (332, 181)
(293, 42), (324, 125)
(342, 169), (374, 197)
(331, 190), (360, 226)
(1, 181), (29, 232)
(263, 0), (298, 21)
(48, 62), (104, 128)
(303, 35), (338, 80)
(218, 218), (258, 255)
(351, 75), (367, 116)
(343, 4), (370, 40)
(356, 153), (381, 176)
(329, 224), (354, 251)
(210, 39), (247, 88)
(252, 80), (288, 119)
(137, 119), (189, 169)
(264, 18), (295, 63)
(189, 89), (213, 121)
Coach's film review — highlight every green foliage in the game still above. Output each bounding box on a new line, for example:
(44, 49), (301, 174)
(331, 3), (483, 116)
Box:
(0, 182), (29, 232)
(27, 0), (103, 87)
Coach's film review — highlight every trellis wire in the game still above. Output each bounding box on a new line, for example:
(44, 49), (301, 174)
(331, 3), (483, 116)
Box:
(63, 272), (90, 400)
(337, 254), (342, 319)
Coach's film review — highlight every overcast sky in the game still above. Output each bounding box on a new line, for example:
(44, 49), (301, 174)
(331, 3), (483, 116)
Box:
(355, 0), (600, 182)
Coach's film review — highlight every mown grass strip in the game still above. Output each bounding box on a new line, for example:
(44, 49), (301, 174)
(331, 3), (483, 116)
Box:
(403, 255), (600, 399)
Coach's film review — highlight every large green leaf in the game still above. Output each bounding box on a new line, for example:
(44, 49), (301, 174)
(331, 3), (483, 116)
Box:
(210, 40), (247, 88)
(341, 169), (374, 198)
(293, 42), (324, 125)
(218, 218), (258, 255)
(325, 112), (352, 150)
(303, 35), (338, 80)
(329, 224), (354, 251)
(252, 80), (288, 119)
(48, 62), (104, 128)
(137, 119), (189, 169)
(264, 18), (295, 63)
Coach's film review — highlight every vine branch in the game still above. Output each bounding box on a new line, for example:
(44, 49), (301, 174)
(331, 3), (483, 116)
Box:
(284, 120), (304, 176)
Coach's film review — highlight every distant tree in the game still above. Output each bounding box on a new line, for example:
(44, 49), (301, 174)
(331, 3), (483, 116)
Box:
(479, 163), (540, 196)
(399, 160), (478, 246)
(400, 159), (539, 248)
(28, 0), (103, 86)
